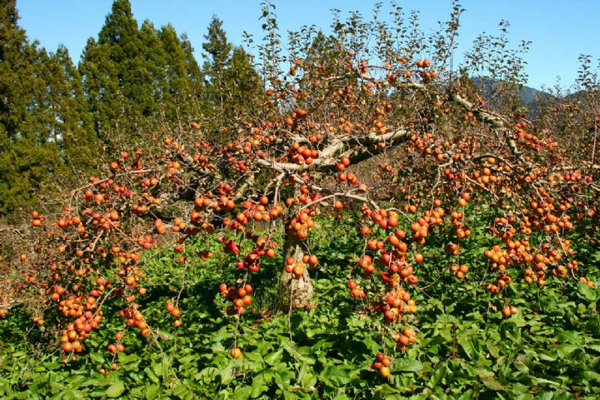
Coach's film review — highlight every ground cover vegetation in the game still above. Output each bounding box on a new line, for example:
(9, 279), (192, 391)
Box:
(1, 0), (600, 399)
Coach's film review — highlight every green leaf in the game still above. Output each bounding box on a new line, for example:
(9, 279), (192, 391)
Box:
(173, 383), (191, 397)
(537, 351), (557, 362)
(393, 358), (423, 372)
(251, 376), (269, 398)
(264, 348), (283, 365)
(145, 384), (159, 400)
(233, 386), (252, 400)
(290, 314), (303, 331)
(144, 367), (159, 384)
(577, 281), (597, 302)
(536, 393), (554, 400)
(282, 389), (299, 400)
(106, 381), (125, 398)
(530, 377), (560, 387)
(549, 343), (578, 358)
(428, 363), (447, 388)
(89, 352), (105, 364)
(321, 366), (351, 386)
(486, 342), (500, 358)
(586, 344), (600, 353)
(457, 389), (475, 400)
(480, 377), (507, 391)
(456, 330), (474, 360)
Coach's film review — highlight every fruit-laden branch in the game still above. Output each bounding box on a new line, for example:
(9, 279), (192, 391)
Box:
(556, 163), (600, 171)
(448, 92), (507, 129)
(448, 91), (532, 168)
(288, 173), (379, 210)
(256, 128), (410, 173)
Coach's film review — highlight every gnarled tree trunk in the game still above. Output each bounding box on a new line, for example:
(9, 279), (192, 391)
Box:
(278, 230), (314, 310)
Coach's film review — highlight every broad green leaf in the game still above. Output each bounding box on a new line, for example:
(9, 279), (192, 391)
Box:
(428, 363), (447, 388)
(480, 377), (507, 391)
(89, 353), (105, 364)
(106, 381), (125, 398)
(233, 386), (252, 400)
(456, 330), (474, 360)
(145, 384), (159, 400)
(393, 358), (423, 372)
(577, 281), (597, 302)
(321, 366), (351, 386)
(264, 348), (283, 365)
(251, 375), (269, 398)
(144, 367), (159, 384)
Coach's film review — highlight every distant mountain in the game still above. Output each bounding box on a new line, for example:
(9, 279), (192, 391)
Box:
(520, 84), (543, 104)
(471, 77), (549, 105)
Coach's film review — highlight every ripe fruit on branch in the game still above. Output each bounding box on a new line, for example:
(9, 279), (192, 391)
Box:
(372, 353), (392, 378)
(230, 347), (242, 359)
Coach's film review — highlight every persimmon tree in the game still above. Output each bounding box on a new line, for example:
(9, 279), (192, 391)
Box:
(1, 0), (599, 383)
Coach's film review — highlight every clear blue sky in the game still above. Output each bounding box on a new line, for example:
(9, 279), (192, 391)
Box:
(15, 0), (600, 90)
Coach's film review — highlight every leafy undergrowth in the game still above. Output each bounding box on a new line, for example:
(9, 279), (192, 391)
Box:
(1, 217), (599, 400)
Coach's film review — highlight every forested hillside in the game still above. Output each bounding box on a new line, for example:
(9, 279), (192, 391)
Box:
(0, 0), (259, 217)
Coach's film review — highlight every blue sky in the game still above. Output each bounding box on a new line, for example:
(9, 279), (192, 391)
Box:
(15, 0), (600, 90)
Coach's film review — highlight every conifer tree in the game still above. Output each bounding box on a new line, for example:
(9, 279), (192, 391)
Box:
(225, 46), (262, 116)
(201, 16), (262, 140)
(44, 45), (100, 175)
(180, 32), (204, 109)
(202, 16), (234, 114)
(0, 0), (66, 214)
(80, 0), (153, 145)
(158, 24), (192, 122)
(79, 37), (120, 142)
(139, 20), (166, 121)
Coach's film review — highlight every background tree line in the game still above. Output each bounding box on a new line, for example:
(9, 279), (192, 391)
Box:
(0, 0), (261, 217)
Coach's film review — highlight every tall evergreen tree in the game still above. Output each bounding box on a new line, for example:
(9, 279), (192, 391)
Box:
(159, 24), (197, 122)
(139, 20), (166, 120)
(226, 46), (262, 112)
(43, 45), (100, 174)
(79, 37), (120, 141)
(80, 0), (153, 145)
(0, 0), (68, 214)
(202, 16), (233, 113)
(180, 32), (204, 108)
(201, 16), (262, 140)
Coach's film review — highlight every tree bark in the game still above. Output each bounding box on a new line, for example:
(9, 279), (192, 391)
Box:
(278, 230), (314, 310)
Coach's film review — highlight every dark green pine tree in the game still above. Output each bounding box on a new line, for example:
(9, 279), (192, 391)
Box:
(98, 0), (148, 123)
(79, 37), (120, 142)
(180, 32), (204, 108)
(0, 0), (67, 215)
(139, 20), (167, 122)
(42, 45), (100, 176)
(159, 24), (198, 123)
(202, 15), (234, 115)
(225, 46), (262, 116)
(80, 0), (154, 146)
(201, 16), (262, 140)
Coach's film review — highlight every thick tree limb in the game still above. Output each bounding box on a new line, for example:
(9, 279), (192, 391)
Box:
(256, 128), (410, 173)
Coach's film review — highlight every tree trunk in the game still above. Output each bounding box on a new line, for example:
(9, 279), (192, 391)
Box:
(278, 232), (314, 310)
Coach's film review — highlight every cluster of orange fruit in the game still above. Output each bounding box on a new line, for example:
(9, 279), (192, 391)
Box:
(392, 327), (417, 351)
(60, 311), (103, 352)
(378, 288), (417, 323)
(347, 280), (366, 298)
(120, 305), (152, 337)
(372, 353), (392, 378)
(220, 284), (253, 315)
(165, 302), (182, 326)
